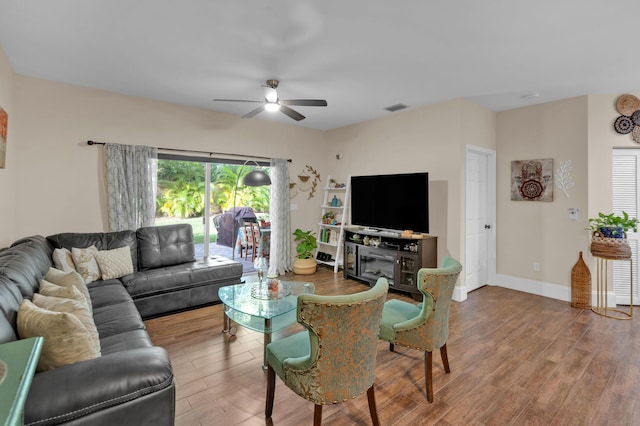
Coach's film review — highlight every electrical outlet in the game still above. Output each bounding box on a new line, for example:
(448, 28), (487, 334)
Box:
(533, 262), (540, 272)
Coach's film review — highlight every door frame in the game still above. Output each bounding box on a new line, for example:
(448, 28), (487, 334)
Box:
(460, 144), (497, 301)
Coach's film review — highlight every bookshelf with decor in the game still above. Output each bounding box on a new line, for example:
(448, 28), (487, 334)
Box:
(316, 176), (351, 273)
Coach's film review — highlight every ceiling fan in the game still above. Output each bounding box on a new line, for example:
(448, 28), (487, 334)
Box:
(213, 79), (327, 121)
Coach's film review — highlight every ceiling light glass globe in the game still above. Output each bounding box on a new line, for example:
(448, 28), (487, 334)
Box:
(264, 102), (280, 112)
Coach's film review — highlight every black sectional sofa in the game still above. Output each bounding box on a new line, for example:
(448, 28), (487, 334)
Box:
(0, 223), (243, 425)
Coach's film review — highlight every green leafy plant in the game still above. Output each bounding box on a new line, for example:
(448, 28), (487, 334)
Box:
(588, 211), (638, 237)
(322, 211), (335, 219)
(293, 228), (317, 259)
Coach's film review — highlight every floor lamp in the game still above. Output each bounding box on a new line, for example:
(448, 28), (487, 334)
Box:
(231, 160), (271, 260)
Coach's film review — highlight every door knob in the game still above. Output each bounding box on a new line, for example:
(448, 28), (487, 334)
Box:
(484, 224), (491, 229)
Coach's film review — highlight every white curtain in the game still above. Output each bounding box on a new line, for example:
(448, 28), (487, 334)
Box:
(268, 158), (292, 275)
(104, 143), (158, 232)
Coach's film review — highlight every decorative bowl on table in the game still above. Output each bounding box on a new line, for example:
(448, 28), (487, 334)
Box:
(251, 279), (290, 300)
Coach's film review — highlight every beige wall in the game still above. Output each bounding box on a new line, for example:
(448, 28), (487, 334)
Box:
(0, 46), (16, 246)
(326, 98), (496, 290)
(496, 96), (589, 299)
(10, 75), (327, 243)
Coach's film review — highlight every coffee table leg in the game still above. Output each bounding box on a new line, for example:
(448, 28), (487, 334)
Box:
(222, 310), (237, 337)
(262, 318), (271, 371)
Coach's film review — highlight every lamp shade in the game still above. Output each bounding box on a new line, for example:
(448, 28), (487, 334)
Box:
(243, 170), (271, 186)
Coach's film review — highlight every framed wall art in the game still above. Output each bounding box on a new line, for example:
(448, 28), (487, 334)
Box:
(511, 158), (553, 202)
(0, 107), (7, 169)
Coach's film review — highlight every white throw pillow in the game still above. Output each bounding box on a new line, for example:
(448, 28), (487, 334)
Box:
(33, 293), (101, 355)
(44, 268), (92, 311)
(17, 300), (100, 372)
(52, 248), (76, 272)
(94, 246), (134, 280)
(39, 280), (89, 308)
(71, 245), (102, 284)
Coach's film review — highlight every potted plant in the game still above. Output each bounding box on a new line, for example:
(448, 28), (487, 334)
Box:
(588, 211), (638, 238)
(589, 211), (637, 259)
(292, 228), (317, 274)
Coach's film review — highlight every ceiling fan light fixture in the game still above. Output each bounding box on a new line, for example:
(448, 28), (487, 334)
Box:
(264, 102), (280, 112)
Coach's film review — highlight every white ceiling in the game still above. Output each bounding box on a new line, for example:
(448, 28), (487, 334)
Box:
(1, 1), (639, 131)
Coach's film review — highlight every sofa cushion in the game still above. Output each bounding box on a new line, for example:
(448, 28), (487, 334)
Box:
(17, 299), (100, 371)
(72, 245), (102, 284)
(136, 224), (195, 270)
(92, 300), (145, 338)
(94, 246), (134, 280)
(121, 256), (242, 299)
(88, 279), (136, 309)
(32, 293), (100, 355)
(52, 248), (76, 272)
(44, 267), (92, 311)
(46, 230), (138, 273)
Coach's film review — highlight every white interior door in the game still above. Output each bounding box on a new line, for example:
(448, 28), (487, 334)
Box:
(612, 150), (639, 305)
(465, 146), (496, 294)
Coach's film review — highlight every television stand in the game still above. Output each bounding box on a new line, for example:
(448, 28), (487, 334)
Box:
(343, 228), (437, 299)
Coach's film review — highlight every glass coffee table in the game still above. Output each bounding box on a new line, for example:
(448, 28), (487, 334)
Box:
(218, 279), (314, 369)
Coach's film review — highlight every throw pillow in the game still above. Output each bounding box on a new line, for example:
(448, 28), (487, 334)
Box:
(52, 248), (76, 272)
(17, 300), (100, 372)
(71, 245), (102, 284)
(33, 293), (101, 355)
(44, 267), (92, 311)
(39, 280), (89, 308)
(94, 246), (134, 280)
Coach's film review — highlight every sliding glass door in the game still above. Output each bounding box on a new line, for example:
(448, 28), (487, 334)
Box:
(154, 156), (270, 265)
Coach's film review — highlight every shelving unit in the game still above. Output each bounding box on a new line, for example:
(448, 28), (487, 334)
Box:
(316, 175), (351, 273)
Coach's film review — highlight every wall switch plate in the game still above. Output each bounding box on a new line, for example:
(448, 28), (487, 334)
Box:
(568, 208), (579, 221)
(533, 262), (540, 272)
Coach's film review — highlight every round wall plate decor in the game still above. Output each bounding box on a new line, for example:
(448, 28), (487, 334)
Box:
(616, 94), (640, 116)
(614, 115), (634, 134)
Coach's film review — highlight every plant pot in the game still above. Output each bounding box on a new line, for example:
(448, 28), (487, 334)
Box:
(293, 257), (317, 275)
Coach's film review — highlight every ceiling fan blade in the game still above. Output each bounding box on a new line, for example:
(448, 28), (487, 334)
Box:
(279, 105), (305, 121)
(213, 99), (263, 103)
(280, 99), (327, 107)
(242, 106), (264, 118)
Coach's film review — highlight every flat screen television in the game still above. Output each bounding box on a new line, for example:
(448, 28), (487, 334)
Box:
(350, 172), (429, 234)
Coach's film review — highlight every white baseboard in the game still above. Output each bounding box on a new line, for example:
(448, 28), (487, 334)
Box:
(493, 274), (617, 308)
(453, 285), (467, 302)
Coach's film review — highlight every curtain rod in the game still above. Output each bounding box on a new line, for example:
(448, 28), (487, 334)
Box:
(86, 140), (291, 162)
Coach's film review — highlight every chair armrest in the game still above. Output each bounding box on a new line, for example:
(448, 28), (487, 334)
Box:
(392, 294), (435, 331)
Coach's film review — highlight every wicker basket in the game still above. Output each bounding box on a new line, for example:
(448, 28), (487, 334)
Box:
(570, 251), (591, 309)
(590, 232), (632, 260)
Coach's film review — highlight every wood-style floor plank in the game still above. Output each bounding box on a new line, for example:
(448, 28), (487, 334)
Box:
(144, 266), (640, 425)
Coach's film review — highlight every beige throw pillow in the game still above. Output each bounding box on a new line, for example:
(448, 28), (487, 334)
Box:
(33, 293), (101, 355)
(71, 245), (101, 284)
(52, 248), (76, 272)
(39, 280), (89, 308)
(17, 300), (100, 372)
(94, 246), (134, 280)
(44, 268), (92, 311)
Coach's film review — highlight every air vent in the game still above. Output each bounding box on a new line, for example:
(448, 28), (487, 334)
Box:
(384, 103), (409, 112)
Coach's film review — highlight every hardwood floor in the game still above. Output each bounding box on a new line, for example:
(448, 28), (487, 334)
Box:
(145, 266), (640, 425)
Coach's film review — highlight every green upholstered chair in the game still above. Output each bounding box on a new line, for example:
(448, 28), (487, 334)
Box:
(378, 256), (462, 402)
(265, 278), (389, 426)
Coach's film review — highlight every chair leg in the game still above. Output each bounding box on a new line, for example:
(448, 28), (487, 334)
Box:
(424, 351), (433, 403)
(367, 385), (381, 426)
(313, 404), (323, 426)
(265, 364), (276, 417)
(440, 344), (451, 374)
